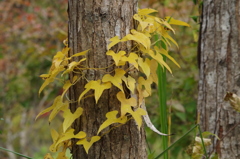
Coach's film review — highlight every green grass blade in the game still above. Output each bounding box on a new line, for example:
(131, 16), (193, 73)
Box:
(0, 147), (33, 159)
(154, 124), (198, 159)
(155, 34), (168, 159)
(197, 125), (209, 159)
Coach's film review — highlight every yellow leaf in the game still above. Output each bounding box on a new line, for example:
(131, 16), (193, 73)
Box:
(117, 91), (137, 116)
(162, 30), (179, 48)
(39, 74), (50, 79)
(49, 129), (61, 152)
(149, 59), (158, 85)
(132, 108), (146, 130)
(70, 50), (89, 58)
(78, 80), (112, 103)
(56, 151), (68, 159)
(55, 129), (75, 148)
(121, 52), (139, 69)
(102, 69), (125, 92)
(53, 51), (65, 68)
(138, 57), (151, 77)
(121, 105), (146, 130)
(97, 111), (127, 134)
(117, 91), (137, 107)
(138, 76), (153, 96)
(55, 129), (86, 147)
(49, 97), (68, 123)
(35, 105), (54, 121)
(165, 16), (190, 27)
(93, 81), (112, 103)
(154, 46), (180, 68)
(125, 30), (151, 50)
(138, 8), (158, 16)
(63, 107), (83, 132)
(39, 66), (65, 94)
(61, 80), (73, 100)
(133, 14), (150, 31)
(106, 50), (126, 66)
(77, 136), (101, 154)
(61, 58), (86, 75)
(148, 50), (172, 74)
(108, 36), (122, 50)
(62, 47), (70, 56)
(121, 75), (136, 94)
(155, 17), (175, 34)
(137, 85), (150, 107)
(44, 153), (54, 159)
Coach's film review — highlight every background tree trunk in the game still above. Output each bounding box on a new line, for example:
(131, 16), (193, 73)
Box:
(68, 0), (147, 158)
(198, 0), (240, 158)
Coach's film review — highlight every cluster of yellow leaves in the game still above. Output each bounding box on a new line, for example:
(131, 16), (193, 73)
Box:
(37, 8), (189, 158)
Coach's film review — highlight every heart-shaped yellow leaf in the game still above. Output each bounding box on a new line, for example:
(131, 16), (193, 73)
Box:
(121, 75), (136, 94)
(102, 69), (125, 92)
(138, 57), (151, 77)
(97, 111), (127, 134)
(78, 80), (112, 103)
(77, 136), (101, 154)
(63, 107), (83, 132)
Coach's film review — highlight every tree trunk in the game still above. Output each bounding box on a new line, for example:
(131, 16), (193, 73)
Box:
(68, 0), (147, 158)
(198, 0), (240, 158)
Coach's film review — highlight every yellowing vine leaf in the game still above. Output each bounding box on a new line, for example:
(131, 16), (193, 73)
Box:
(125, 29), (151, 50)
(61, 80), (72, 100)
(69, 50), (89, 59)
(121, 105), (146, 130)
(56, 151), (68, 159)
(121, 52), (139, 69)
(154, 46), (180, 68)
(48, 98), (68, 123)
(63, 107), (83, 132)
(155, 17), (175, 34)
(35, 96), (68, 122)
(97, 111), (127, 134)
(39, 65), (65, 94)
(165, 16), (190, 27)
(137, 84), (150, 107)
(55, 129), (86, 148)
(150, 59), (158, 85)
(162, 30), (179, 48)
(50, 129), (61, 152)
(102, 69), (125, 92)
(53, 51), (66, 68)
(133, 14), (150, 31)
(106, 50), (126, 66)
(117, 91), (137, 107)
(117, 91), (137, 116)
(77, 136), (101, 154)
(44, 153), (54, 159)
(108, 36), (122, 50)
(138, 8), (158, 16)
(138, 57), (151, 77)
(78, 80), (112, 103)
(61, 76), (78, 101)
(62, 58), (86, 75)
(121, 75), (136, 94)
(138, 76), (153, 96)
(148, 50), (172, 74)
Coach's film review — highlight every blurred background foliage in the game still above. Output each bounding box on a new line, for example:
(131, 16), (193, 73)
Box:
(0, 0), (199, 158)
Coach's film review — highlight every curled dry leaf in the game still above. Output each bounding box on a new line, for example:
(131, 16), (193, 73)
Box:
(224, 92), (240, 112)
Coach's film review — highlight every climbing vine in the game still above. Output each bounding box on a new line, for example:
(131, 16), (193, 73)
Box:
(37, 8), (189, 158)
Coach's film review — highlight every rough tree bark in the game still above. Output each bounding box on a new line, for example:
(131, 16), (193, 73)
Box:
(198, 0), (240, 158)
(68, 0), (147, 158)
